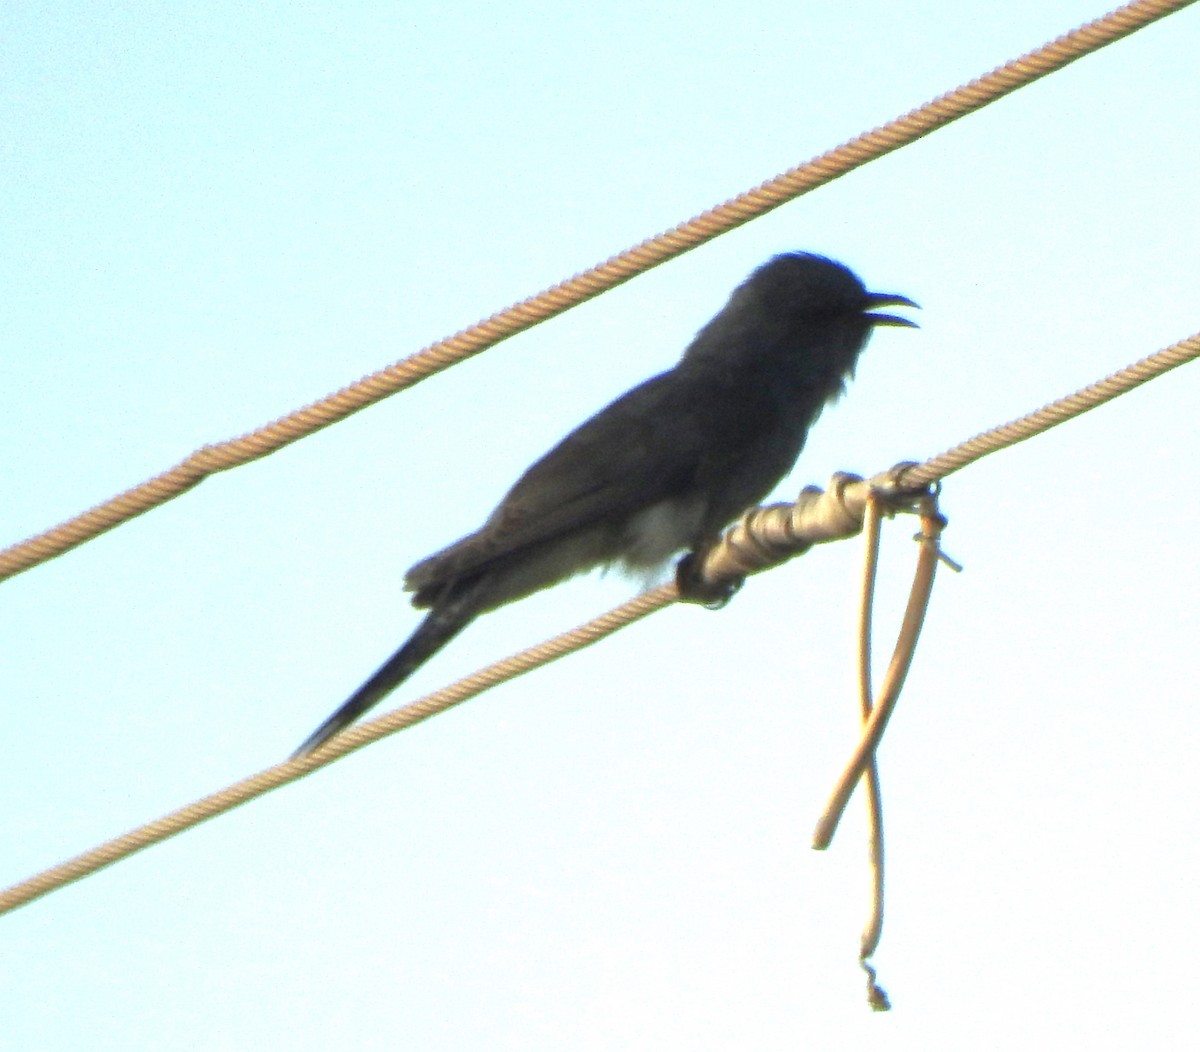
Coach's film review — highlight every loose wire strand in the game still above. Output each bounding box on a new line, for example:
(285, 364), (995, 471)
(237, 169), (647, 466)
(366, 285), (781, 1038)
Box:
(809, 498), (946, 1012)
(854, 495), (890, 1010)
(811, 501), (946, 853)
(854, 491), (892, 1007)
(1, 0), (1191, 584)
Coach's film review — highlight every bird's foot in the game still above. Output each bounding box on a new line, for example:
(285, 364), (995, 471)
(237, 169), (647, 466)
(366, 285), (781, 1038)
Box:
(674, 550), (744, 610)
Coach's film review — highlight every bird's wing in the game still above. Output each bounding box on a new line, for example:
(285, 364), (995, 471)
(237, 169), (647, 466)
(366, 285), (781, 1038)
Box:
(406, 370), (723, 592)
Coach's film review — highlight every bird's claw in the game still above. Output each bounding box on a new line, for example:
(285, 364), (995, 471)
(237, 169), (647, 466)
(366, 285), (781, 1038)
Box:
(674, 551), (744, 609)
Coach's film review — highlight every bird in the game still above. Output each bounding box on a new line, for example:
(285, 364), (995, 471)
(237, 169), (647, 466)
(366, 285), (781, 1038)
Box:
(294, 252), (917, 755)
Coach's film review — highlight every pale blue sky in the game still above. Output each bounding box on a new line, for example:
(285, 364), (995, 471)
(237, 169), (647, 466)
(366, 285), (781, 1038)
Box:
(4, 2), (1199, 1048)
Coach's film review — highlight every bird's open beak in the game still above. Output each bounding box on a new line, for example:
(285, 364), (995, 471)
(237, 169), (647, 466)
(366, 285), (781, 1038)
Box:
(863, 292), (919, 328)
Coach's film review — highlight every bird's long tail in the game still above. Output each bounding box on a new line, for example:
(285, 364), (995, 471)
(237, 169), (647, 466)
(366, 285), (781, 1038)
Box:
(293, 599), (476, 757)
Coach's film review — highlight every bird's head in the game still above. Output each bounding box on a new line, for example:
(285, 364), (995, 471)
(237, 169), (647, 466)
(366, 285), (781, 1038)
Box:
(724, 252), (917, 397)
(749, 251), (917, 332)
(683, 252), (917, 382)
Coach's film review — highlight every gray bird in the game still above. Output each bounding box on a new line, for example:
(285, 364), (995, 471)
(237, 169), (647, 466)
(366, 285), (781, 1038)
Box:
(295, 252), (916, 754)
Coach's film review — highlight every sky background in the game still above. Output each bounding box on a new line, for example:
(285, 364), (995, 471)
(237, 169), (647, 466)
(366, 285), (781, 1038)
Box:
(3, 1), (1199, 1047)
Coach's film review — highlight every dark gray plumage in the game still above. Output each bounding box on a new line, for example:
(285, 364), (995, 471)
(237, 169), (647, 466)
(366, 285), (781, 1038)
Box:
(295, 252), (916, 754)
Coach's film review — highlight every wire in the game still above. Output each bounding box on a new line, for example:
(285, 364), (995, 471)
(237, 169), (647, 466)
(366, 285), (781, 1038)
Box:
(0, 587), (675, 916)
(902, 330), (1200, 489)
(1, 0), (1190, 584)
